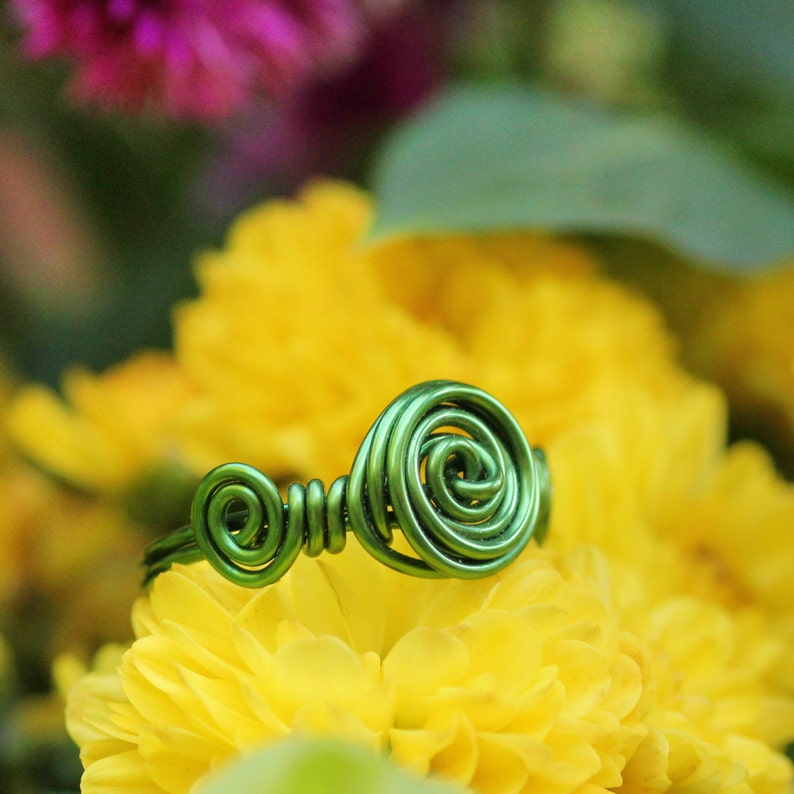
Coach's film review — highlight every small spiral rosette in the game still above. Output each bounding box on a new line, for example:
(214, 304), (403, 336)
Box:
(143, 381), (551, 588)
(143, 464), (350, 588)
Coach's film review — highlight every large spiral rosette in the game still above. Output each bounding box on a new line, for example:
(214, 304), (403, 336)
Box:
(347, 380), (549, 578)
(143, 381), (551, 588)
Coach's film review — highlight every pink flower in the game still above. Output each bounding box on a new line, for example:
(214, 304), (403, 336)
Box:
(197, 3), (448, 211)
(10, 0), (375, 120)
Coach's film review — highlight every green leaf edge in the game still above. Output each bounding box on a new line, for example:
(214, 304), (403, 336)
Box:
(196, 737), (467, 794)
(368, 83), (794, 273)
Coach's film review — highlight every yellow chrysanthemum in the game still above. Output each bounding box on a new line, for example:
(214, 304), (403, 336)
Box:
(565, 546), (794, 794)
(6, 351), (195, 495)
(67, 541), (794, 794)
(663, 441), (794, 693)
(0, 363), (146, 654)
(685, 262), (794, 472)
(5, 182), (787, 791)
(68, 545), (651, 794)
(172, 182), (682, 481)
(9, 183), (678, 491)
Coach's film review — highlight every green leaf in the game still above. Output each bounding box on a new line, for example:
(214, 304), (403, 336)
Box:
(368, 84), (794, 272)
(197, 738), (466, 794)
(661, 0), (794, 98)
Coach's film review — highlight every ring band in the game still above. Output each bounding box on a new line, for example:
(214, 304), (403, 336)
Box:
(143, 380), (551, 588)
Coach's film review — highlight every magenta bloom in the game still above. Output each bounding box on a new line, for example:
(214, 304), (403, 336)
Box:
(10, 0), (374, 120)
(200, 2), (446, 204)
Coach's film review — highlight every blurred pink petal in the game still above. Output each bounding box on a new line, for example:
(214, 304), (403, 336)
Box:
(197, 3), (448, 210)
(9, 0), (389, 120)
(0, 131), (108, 318)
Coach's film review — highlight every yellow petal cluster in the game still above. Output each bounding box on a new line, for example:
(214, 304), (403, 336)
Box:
(11, 181), (790, 793)
(0, 361), (148, 654)
(663, 442), (794, 694)
(67, 546), (793, 794)
(173, 183), (680, 481)
(6, 351), (195, 495)
(7, 183), (677, 488)
(0, 461), (144, 653)
(69, 546), (649, 794)
(686, 262), (794, 472)
(566, 545), (794, 794)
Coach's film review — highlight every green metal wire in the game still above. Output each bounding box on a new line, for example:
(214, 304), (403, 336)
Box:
(143, 380), (551, 588)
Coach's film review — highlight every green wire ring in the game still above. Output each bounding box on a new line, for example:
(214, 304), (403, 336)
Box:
(143, 380), (551, 588)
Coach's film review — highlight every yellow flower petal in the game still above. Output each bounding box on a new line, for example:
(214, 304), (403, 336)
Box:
(58, 183), (794, 794)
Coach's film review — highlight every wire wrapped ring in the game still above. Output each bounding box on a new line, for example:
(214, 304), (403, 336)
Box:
(143, 380), (551, 588)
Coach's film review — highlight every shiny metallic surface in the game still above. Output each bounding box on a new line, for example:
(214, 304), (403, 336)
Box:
(144, 381), (551, 588)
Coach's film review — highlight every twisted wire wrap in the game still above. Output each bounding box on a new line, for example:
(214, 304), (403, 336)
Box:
(143, 381), (551, 588)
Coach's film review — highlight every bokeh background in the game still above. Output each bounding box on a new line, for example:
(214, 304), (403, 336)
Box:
(1, 1), (794, 791)
(3, 1), (794, 388)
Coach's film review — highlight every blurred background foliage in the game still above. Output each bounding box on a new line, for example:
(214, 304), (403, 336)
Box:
(1, 1), (794, 791)
(1, 0), (793, 388)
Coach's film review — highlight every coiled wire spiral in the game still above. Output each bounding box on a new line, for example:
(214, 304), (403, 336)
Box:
(144, 381), (551, 588)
